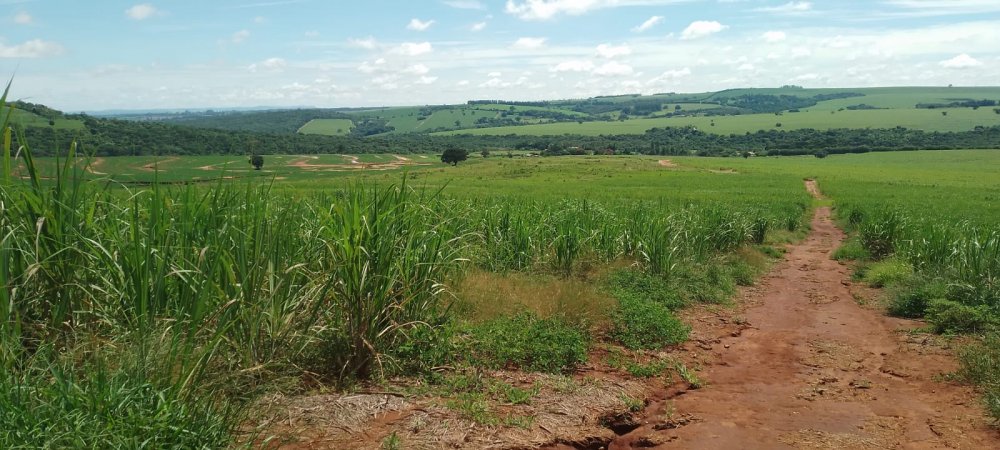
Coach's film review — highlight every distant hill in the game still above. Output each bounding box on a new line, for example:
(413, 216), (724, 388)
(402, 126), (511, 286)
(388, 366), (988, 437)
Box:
(7, 86), (1000, 159)
(58, 86), (1000, 139)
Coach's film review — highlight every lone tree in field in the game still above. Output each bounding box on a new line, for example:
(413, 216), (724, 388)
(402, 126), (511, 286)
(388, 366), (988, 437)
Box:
(250, 154), (264, 170)
(441, 147), (469, 166)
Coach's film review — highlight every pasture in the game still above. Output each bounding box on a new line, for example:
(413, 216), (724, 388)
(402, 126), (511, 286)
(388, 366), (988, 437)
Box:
(297, 118), (354, 135)
(437, 106), (1000, 136)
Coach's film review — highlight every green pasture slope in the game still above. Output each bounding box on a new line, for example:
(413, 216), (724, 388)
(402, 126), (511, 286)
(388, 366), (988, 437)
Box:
(435, 86), (1000, 136)
(5, 108), (85, 130)
(298, 118), (354, 135)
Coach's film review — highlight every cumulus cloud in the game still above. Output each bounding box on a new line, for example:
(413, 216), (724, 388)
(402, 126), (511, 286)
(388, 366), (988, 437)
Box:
(403, 63), (431, 75)
(357, 58), (387, 74)
(231, 30), (251, 44)
(647, 67), (691, 85)
(0, 39), (64, 58)
(407, 18), (435, 31)
(633, 15), (663, 33)
(416, 76), (439, 84)
(392, 42), (433, 56)
(596, 43), (631, 58)
(125, 4), (160, 20)
(248, 57), (287, 72)
(592, 61), (634, 76)
(681, 21), (726, 40)
(939, 53), (983, 68)
(14, 12), (32, 25)
(505, 0), (685, 21)
(348, 37), (378, 49)
(762, 31), (787, 43)
(551, 60), (595, 72)
(756, 1), (812, 14)
(470, 21), (488, 31)
(512, 37), (547, 49)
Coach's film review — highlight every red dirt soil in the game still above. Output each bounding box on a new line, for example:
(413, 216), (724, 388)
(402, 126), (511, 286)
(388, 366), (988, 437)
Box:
(608, 180), (999, 449)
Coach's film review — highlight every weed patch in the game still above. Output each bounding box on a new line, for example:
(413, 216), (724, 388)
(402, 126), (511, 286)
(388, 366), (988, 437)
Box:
(467, 312), (588, 373)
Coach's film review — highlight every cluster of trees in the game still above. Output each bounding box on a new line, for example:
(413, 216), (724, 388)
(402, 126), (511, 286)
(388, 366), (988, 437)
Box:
(916, 99), (997, 109)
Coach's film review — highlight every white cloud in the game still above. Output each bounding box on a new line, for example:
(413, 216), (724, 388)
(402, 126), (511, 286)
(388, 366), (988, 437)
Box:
(756, 1), (812, 14)
(596, 43), (631, 58)
(13, 12), (32, 25)
(647, 67), (691, 85)
(357, 58), (387, 73)
(457, 80), (470, 86)
(681, 21), (727, 40)
(633, 15), (663, 33)
(592, 61), (634, 76)
(392, 42), (433, 56)
(505, 0), (687, 21)
(738, 63), (755, 71)
(512, 37), (547, 49)
(762, 31), (787, 43)
(348, 37), (378, 49)
(791, 46), (812, 58)
(470, 21), (488, 31)
(231, 30), (250, 44)
(551, 60), (595, 72)
(940, 53), (983, 69)
(416, 76), (439, 84)
(488, 71), (502, 77)
(407, 18), (435, 31)
(403, 63), (431, 75)
(125, 4), (160, 20)
(253, 16), (267, 24)
(247, 57), (286, 72)
(0, 39), (64, 58)
(443, 0), (487, 10)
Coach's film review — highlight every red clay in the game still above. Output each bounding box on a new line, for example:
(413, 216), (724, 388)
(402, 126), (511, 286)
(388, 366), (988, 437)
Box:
(610, 180), (999, 449)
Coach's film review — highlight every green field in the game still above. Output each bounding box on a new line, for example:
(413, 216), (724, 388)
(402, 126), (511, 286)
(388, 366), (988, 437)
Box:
(7, 108), (85, 130)
(5, 142), (1000, 447)
(298, 118), (354, 135)
(437, 107), (1000, 136)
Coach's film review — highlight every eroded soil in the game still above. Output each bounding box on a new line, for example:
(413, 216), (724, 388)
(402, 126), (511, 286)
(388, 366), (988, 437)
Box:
(609, 180), (998, 449)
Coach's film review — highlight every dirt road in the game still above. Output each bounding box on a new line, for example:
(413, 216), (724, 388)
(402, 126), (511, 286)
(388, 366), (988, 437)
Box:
(612, 180), (998, 449)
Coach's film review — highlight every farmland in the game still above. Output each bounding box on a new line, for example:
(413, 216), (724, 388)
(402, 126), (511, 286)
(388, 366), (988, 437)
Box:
(437, 105), (1000, 136)
(4, 120), (1000, 447)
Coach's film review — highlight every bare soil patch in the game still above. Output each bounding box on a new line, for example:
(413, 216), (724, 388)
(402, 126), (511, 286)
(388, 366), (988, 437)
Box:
(607, 180), (999, 449)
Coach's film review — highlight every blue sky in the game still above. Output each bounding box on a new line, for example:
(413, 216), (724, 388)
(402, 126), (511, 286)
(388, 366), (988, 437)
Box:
(2, 0), (999, 111)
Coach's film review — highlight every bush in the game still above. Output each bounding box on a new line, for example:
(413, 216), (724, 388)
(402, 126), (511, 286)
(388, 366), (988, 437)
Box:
(611, 296), (690, 350)
(959, 334), (1000, 422)
(833, 237), (870, 261)
(0, 364), (235, 449)
(926, 299), (996, 334)
(862, 258), (913, 288)
(467, 312), (588, 373)
(608, 270), (685, 310)
(888, 279), (948, 318)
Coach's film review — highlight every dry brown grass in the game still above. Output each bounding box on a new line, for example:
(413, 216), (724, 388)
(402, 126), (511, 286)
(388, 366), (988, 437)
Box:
(451, 271), (616, 326)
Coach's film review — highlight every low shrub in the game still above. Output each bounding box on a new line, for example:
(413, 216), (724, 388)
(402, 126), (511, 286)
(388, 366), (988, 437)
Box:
(862, 258), (913, 288)
(611, 297), (690, 350)
(467, 312), (588, 373)
(926, 299), (996, 334)
(608, 270), (685, 310)
(887, 279), (948, 318)
(0, 364), (236, 449)
(958, 334), (1000, 423)
(833, 237), (870, 261)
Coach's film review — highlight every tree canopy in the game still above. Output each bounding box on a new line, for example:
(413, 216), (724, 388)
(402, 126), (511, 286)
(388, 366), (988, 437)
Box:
(441, 147), (469, 166)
